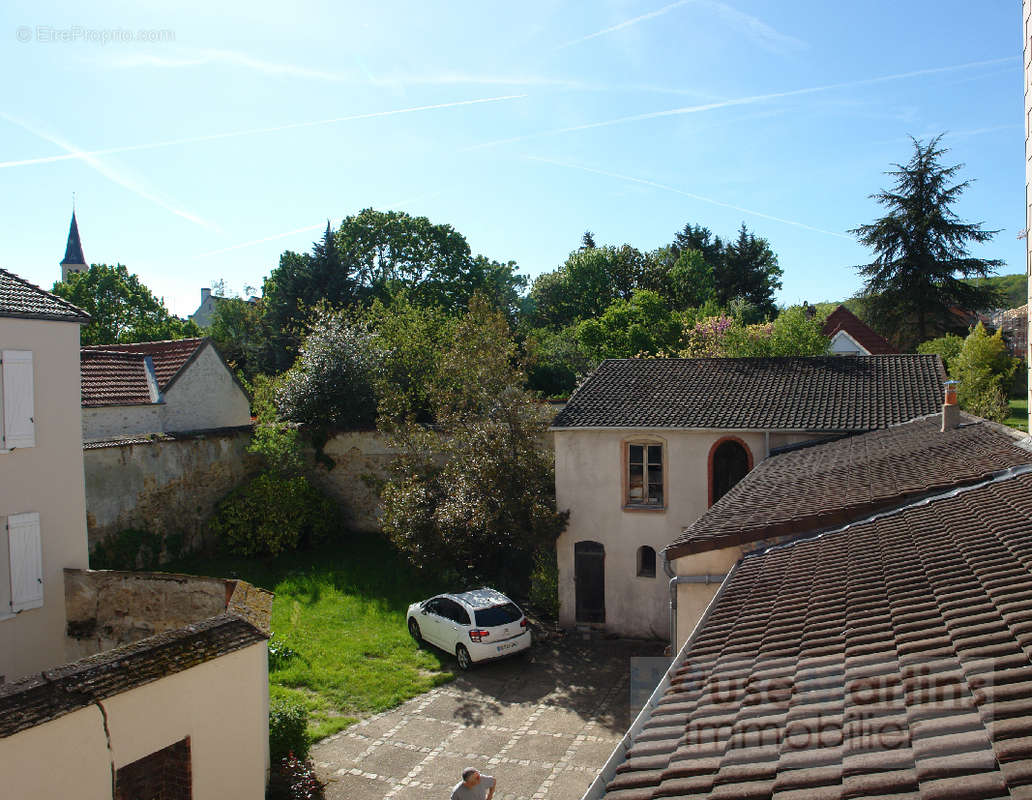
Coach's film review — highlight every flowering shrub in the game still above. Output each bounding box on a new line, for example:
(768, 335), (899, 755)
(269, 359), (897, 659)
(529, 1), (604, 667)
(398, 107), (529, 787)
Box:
(266, 754), (325, 800)
(680, 307), (828, 358)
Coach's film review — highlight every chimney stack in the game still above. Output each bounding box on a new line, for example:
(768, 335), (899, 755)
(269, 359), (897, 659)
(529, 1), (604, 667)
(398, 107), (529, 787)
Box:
(201, 287), (211, 303)
(942, 380), (959, 431)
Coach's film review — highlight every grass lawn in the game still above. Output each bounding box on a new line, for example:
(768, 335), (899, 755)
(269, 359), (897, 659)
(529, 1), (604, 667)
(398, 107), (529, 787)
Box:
(165, 535), (455, 741)
(1006, 397), (1028, 433)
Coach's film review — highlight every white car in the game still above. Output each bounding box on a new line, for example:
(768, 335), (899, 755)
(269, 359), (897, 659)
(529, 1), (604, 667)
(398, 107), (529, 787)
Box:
(406, 588), (532, 670)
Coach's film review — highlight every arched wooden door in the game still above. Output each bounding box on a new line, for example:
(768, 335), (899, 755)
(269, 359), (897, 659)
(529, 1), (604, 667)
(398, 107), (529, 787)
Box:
(574, 541), (605, 623)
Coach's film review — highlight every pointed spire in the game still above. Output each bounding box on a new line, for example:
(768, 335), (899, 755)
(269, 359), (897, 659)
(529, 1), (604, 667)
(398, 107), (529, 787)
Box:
(61, 210), (86, 267)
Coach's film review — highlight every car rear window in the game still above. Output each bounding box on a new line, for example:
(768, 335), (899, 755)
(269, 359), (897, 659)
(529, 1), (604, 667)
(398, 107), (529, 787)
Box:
(474, 603), (522, 628)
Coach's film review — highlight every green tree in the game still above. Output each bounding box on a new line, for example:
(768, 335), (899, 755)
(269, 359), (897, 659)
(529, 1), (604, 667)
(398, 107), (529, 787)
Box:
(526, 245), (654, 328)
(261, 223), (358, 373)
(680, 306), (829, 358)
(917, 333), (965, 374)
(851, 135), (1003, 350)
(380, 296), (568, 593)
(208, 295), (269, 383)
(53, 264), (200, 345)
(524, 324), (595, 398)
(576, 290), (684, 361)
(951, 322), (1017, 422)
(715, 223), (783, 319)
(276, 308), (380, 429)
(364, 293), (454, 423)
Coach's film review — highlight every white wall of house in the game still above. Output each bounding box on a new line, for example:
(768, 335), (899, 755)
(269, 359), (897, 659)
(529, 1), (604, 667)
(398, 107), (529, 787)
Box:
(82, 403), (164, 442)
(828, 330), (869, 355)
(161, 343), (251, 433)
(0, 641), (270, 799)
(554, 427), (817, 639)
(0, 317), (88, 681)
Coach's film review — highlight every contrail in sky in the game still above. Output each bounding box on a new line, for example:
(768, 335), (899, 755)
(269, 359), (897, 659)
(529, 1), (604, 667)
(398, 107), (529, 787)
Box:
(0, 113), (215, 229)
(526, 155), (852, 239)
(465, 56), (1018, 151)
(556, 0), (803, 53)
(0, 95), (527, 170)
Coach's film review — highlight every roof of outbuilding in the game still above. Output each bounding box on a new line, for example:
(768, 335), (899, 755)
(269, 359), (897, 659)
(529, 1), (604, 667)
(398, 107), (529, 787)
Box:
(666, 414), (1032, 559)
(80, 350), (156, 407)
(552, 355), (946, 431)
(821, 305), (898, 354)
(0, 268), (90, 323)
(81, 337), (206, 392)
(601, 467), (1032, 800)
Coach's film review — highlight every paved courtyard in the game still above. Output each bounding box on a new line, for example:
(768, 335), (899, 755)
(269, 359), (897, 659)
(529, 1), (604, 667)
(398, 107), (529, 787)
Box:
(313, 636), (667, 800)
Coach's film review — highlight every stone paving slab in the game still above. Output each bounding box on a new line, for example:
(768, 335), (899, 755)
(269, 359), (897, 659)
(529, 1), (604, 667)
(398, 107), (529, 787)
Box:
(313, 637), (666, 800)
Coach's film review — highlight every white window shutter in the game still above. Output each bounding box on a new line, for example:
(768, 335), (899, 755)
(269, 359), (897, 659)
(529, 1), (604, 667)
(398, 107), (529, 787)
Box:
(8, 512), (43, 612)
(2, 351), (35, 449)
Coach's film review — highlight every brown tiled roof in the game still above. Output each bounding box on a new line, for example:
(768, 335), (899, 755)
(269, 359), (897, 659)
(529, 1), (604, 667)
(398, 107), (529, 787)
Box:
(80, 350), (155, 407)
(81, 337), (205, 391)
(0, 268), (90, 323)
(666, 415), (1032, 559)
(602, 468), (1032, 799)
(0, 578), (272, 740)
(822, 305), (898, 354)
(552, 355), (946, 431)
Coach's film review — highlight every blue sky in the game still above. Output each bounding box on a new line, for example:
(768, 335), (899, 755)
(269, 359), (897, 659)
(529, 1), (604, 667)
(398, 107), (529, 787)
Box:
(0, 0), (1024, 318)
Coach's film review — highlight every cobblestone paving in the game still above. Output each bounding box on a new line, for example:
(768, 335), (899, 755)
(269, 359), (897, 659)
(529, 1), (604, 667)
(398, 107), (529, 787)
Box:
(313, 637), (666, 800)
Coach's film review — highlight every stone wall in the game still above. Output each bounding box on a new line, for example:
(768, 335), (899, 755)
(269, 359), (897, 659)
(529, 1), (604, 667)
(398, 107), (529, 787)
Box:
(305, 431), (399, 533)
(63, 568), (230, 660)
(83, 428), (261, 556)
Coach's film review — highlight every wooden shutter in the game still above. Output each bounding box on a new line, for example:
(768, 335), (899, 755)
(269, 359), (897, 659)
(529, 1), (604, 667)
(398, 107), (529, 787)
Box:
(8, 512), (43, 612)
(2, 350), (35, 449)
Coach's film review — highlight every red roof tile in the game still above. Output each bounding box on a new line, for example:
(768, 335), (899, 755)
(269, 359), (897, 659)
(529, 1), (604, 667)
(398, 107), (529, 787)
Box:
(822, 305), (898, 355)
(81, 338), (205, 392)
(667, 415), (1032, 559)
(80, 350), (154, 407)
(603, 468), (1032, 799)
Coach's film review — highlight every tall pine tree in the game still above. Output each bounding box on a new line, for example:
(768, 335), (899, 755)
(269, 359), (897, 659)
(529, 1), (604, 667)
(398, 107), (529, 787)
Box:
(850, 135), (1002, 350)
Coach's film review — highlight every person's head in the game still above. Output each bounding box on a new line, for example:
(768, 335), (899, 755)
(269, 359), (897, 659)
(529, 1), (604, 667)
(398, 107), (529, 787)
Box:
(461, 768), (480, 787)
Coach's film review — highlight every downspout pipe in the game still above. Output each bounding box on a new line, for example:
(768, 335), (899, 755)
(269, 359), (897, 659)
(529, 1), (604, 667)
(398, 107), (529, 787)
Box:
(662, 552), (726, 649)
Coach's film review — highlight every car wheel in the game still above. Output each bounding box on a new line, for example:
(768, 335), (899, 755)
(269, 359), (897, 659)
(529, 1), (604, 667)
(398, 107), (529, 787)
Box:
(456, 644), (473, 671)
(408, 618), (423, 645)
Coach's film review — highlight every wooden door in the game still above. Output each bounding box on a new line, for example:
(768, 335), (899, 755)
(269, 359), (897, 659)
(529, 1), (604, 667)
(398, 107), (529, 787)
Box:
(575, 541), (605, 623)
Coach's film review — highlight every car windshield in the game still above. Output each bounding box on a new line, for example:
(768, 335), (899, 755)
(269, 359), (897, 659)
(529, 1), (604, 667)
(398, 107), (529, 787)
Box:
(474, 602), (522, 628)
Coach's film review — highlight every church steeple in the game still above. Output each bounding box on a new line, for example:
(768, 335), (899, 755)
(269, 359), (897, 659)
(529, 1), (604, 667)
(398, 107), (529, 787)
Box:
(60, 210), (87, 282)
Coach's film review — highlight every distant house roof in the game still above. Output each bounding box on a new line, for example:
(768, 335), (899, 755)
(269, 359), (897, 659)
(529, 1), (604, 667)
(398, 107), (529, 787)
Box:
(666, 414), (1032, 560)
(81, 337), (206, 393)
(80, 350), (157, 408)
(60, 211), (86, 267)
(821, 304), (897, 354)
(551, 355), (946, 432)
(0, 268), (90, 324)
(598, 466), (1032, 800)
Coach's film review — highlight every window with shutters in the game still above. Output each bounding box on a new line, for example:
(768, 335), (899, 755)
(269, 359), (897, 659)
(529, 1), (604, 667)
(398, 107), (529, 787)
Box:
(7, 512), (43, 613)
(0, 350), (35, 451)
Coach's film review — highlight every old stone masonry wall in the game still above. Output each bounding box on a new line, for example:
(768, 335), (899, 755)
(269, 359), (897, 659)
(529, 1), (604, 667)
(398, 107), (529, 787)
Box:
(83, 429), (262, 557)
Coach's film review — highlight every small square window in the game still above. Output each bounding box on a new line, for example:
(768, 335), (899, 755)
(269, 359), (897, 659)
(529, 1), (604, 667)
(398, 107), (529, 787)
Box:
(637, 546), (656, 578)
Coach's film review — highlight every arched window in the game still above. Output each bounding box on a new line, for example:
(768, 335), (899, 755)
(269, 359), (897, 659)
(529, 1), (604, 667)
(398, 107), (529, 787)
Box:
(709, 438), (752, 506)
(637, 546), (656, 578)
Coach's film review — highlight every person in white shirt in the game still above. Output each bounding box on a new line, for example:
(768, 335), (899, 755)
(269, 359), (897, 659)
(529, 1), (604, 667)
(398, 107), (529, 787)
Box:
(450, 767), (496, 800)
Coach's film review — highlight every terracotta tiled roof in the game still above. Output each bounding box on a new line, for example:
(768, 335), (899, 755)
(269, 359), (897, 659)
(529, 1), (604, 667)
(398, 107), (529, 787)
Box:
(81, 337), (205, 391)
(552, 355), (946, 431)
(602, 468), (1032, 799)
(822, 305), (898, 354)
(80, 350), (155, 407)
(667, 415), (1032, 559)
(0, 268), (90, 323)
